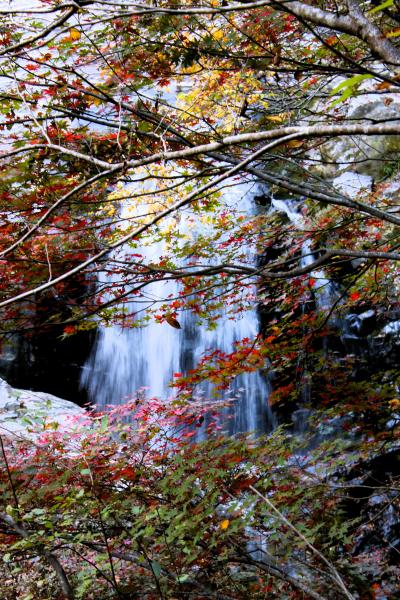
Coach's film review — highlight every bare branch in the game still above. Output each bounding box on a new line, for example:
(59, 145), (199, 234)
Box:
(0, 7), (78, 58)
(249, 485), (356, 600)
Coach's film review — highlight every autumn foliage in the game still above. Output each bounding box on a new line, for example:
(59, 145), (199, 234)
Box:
(0, 1), (400, 598)
(1, 398), (399, 599)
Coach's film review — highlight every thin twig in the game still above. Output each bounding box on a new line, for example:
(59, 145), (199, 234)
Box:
(249, 485), (355, 600)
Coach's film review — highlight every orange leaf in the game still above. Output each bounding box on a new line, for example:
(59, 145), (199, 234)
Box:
(286, 140), (303, 148)
(63, 325), (76, 335)
(69, 28), (81, 41)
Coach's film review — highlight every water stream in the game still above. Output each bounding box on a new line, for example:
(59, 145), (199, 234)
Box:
(271, 197), (335, 310)
(81, 180), (273, 435)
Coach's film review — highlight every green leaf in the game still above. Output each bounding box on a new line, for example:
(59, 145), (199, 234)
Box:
(330, 74), (372, 106)
(331, 74), (372, 94)
(100, 415), (109, 433)
(151, 561), (162, 578)
(31, 508), (46, 516)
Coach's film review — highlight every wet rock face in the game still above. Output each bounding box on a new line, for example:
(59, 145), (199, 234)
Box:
(341, 310), (400, 369)
(307, 78), (400, 179)
(0, 279), (97, 407)
(0, 328), (95, 407)
(342, 310), (378, 346)
(344, 310), (377, 337)
(341, 447), (400, 562)
(254, 192), (272, 208)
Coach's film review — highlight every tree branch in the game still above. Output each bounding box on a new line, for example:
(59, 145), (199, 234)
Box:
(249, 485), (355, 600)
(0, 7), (78, 58)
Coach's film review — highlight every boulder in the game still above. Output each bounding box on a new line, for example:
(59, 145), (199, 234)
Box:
(0, 377), (87, 437)
(304, 75), (400, 179)
(321, 95), (400, 178)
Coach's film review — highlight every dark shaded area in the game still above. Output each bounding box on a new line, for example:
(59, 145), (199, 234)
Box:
(341, 447), (400, 564)
(0, 328), (95, 407)
(0, 279), (97, 407)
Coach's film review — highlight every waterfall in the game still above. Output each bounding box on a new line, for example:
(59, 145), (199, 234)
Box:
(81, 180), (273, 435)
(271, 197), (336, 310)
(269, 196), (331, 436)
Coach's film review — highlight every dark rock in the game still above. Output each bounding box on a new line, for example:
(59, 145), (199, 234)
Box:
(344, 309), (376, 337)
(0, 276), (97, 407)
(0, 328), (96, 407)
(340, 447), (400, 562)
(254, 192), (272, 207)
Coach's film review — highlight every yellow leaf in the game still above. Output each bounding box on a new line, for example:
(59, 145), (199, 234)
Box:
(386, 28), (400, 38)
(213, 29), (224, 41)
(388, 398), (400, 410)
(220, 519), (230, 530)
(265, 112), (291, 123)
(69, 28), (81, 41)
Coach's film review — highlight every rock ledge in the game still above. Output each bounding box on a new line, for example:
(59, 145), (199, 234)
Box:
(0, 377), (87, 436)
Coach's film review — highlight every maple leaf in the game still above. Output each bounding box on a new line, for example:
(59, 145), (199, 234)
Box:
(349, 292), (360, 301)
(63, 325), (76, 335)
(69, 28), (81, 41)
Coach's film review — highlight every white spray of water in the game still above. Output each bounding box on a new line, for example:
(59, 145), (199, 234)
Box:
(81, 180), (273, 435)
(271, 197), (334, 310)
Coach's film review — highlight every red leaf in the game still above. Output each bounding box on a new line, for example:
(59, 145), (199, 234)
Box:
(350, 292), (360, 301)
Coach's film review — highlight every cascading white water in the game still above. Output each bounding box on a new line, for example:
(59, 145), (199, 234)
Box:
(81, 180), (273, 435)
(271, 197), (335, 310)
(270, 196), (339, 435)
(300, 239), (335, 310)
